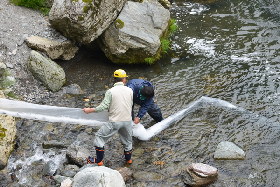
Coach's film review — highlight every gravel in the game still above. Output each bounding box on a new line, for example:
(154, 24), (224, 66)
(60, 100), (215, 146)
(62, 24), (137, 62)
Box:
(0, 0), (71, 105)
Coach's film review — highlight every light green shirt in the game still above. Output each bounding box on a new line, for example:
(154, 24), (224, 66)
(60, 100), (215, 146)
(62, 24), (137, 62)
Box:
(95, 82), (126, 113)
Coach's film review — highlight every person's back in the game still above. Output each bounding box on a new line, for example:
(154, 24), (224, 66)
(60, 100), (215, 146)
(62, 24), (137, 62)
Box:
(109, 84), (133, 122)
(83, 69), (134, 166)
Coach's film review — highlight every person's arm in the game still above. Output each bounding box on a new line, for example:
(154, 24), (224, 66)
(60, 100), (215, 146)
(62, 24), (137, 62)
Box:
(135, 98), (153, 122)
(83, 108), (95, 114)
(83, 90), (112, 114)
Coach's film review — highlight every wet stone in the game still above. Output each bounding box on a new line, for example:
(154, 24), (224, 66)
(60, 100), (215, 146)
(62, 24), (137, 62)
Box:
(61, 164), (80, 178)
(133, 171), (166, 182)
(214, 141), (246, 160)
(181, 163), (218, 187)
(42, 140), (69, 149)
(115, 167), (133, 182)
(66, 144), (90, 167)
(42, 160), (57, 176)
(189, 163), (218, 176)
(53, 175), (72, 186)
(62, 84), (83, 95)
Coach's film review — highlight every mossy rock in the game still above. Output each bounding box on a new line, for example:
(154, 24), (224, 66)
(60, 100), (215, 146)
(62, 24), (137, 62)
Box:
(190, 0), (220, 4)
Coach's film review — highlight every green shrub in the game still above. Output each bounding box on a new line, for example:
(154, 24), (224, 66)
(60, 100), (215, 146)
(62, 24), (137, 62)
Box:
(10, 0), (50, 15)
(144, 18), (178, 65)
(169, 19), (178, 35)
(1, 69), (18, 99)
(1, 70), (15, 89)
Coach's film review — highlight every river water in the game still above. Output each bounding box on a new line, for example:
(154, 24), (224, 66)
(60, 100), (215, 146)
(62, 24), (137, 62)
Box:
(5, 0), (280, 186)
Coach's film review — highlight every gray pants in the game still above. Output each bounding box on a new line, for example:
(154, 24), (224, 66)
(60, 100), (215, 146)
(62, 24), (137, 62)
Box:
(94, 121), (133, 151)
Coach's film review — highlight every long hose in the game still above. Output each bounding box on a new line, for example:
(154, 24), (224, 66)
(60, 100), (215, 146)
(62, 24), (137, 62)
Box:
(0, 96), (252, 140)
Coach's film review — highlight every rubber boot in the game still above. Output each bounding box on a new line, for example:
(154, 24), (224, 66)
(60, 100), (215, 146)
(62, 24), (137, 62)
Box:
(87, 147), (104, 166)
(124, 149), (132, 164)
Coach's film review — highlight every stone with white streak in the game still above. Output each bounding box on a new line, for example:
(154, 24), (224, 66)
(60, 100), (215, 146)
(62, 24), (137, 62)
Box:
(181, 163), (218, 187)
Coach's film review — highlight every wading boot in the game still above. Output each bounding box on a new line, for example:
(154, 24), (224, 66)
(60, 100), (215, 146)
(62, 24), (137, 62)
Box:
(87, 147), (104, 166)
(124, 149), (132, 164)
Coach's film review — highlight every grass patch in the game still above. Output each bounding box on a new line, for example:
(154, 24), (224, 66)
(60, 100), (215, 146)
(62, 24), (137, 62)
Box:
(1, 70), (15, 88)
(1, 69), (19, 99)
(144, 18), (178, 65)
(10, 0), (50, 15)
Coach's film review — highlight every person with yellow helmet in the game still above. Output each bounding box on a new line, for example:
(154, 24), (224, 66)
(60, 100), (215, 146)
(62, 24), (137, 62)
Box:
(83, 69), (133, 166)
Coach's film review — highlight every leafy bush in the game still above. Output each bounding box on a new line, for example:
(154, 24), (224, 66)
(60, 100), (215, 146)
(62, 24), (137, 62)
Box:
(10, 0), (50, 15)
(144, 18), (178, 65)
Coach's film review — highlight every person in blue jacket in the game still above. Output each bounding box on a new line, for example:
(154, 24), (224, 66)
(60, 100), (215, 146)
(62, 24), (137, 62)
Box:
(126, 79), (164, 124)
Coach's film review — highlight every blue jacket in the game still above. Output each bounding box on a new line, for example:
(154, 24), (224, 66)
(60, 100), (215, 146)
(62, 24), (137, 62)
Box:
(126, 79), (154, 119)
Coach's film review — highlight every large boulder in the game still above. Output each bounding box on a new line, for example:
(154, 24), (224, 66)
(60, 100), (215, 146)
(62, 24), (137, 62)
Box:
(98, 0), (170, 64)
(49, 0), (127, 45)
(0, 91), (17, 170)
(25, 36), (78, 60)
(72, 166), (125, 187)
(26, 50), (66, 92)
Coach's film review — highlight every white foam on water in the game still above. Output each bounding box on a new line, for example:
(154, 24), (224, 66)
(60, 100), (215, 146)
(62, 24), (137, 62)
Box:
(7, 147), (66, 185)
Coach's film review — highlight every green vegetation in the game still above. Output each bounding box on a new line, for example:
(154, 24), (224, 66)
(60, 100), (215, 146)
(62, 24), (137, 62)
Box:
(0, 124), (7, 139)
(10, 0), (50, 15)
(83, 5), (89, 13)
(115, 19), (124, 29)
(82, 0), (92, 3)
(144, 18), (178, 65)
(1, 69), (18, 99)
(1, 70), (15, 89)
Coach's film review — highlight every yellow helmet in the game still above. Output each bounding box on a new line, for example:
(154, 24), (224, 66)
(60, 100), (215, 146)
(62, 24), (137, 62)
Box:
(114, 69), (128, 78)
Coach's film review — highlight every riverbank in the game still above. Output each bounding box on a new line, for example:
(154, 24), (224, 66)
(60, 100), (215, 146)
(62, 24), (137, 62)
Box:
(0, 0), (75, 105)
(0, 1), (188, 186)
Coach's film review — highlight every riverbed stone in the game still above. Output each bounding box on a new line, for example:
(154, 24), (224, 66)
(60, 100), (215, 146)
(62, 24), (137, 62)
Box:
(61, 164), (80, 178)
(62, 84), (84, 95)
(0, 91), (17, 170)
(115, 167), (133, 182)
(66, 144), (90, 167)
(98, 0), (170, 64)
(191, 0), (220, 4)
(214, 141), (246, 160)
(181, 163), (218, 186)
(26, 50), (66, 92)
(42, 160), (57, 176)
(25, 36), (78, 60)
(49, 0), (127, 45)
(42, 140), (69, 149)
(133, 171), (166, 181)
(53, 175), (72, 185)
(72, 166), (125, 187)
(61, 178), (73, 187)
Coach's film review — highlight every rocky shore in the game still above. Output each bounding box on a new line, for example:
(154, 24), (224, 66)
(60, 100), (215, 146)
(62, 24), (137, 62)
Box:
(0, 0), (227, 186)
(0, 0), (74, 105)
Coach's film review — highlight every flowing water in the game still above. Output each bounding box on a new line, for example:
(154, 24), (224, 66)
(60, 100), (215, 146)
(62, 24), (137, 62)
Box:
(5, 0), (280, 186)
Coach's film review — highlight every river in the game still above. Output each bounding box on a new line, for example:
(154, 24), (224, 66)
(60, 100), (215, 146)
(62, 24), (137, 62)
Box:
(6, 0), (280, 186)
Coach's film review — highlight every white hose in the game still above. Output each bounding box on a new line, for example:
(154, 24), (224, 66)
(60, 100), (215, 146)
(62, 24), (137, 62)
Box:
(0, 97), (242, 140)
